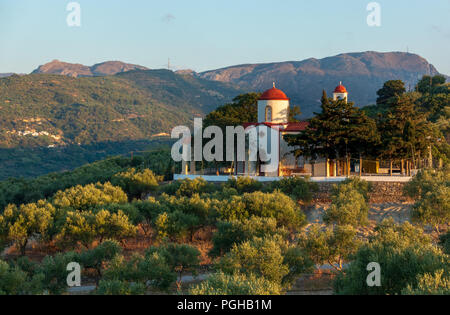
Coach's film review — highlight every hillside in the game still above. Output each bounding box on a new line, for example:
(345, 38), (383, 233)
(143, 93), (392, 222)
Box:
(0, 71), (241, 149)
(198, 51), (445, 117)
(25, 52), (449, 118)
(0, 51), (447, 179)
(32, 60), (150, 77)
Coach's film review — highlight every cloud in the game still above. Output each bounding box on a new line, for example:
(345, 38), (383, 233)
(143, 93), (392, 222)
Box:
(162, 14), (175, 23)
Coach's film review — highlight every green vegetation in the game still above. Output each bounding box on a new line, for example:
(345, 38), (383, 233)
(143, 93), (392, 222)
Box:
(298, 178), (368, 272)
(189, 272), (282, 295)
(112, 168), (160, 200)
(334, 219), (448, 295)
(0, 152), (320, 295)
(210, 217), (287, 258)
(0, 70), (241, 179)
(401, 270), (450, 295)
(324, 178), (370, 227)
(0, 139), (170, 180)
(0, 149), (177, 210)
(405, 167), (450, 232)
(299, 225), (361, 272)
(288, 75), (450, 175)
(0, 75), (448, 295)
(216, 191), (307, 231)
(285, 90), (380, 175)
(217, 235), (313, 290)
(268, 177), (317, 202)
(0, 72), (239, 148)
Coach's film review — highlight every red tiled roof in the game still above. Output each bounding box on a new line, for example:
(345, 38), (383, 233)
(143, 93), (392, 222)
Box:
(242, 122), (309, 132)
(259, 87), (290, 101)
(334, 84), (347, 93)
(282, 122), (309, 131)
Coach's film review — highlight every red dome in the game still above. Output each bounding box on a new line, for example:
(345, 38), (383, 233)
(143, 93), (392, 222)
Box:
(334, 84), (347, 93)
(259, 87), (289, 101)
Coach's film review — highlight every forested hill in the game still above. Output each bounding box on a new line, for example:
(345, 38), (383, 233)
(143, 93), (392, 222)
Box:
(0, 70), (242, 148)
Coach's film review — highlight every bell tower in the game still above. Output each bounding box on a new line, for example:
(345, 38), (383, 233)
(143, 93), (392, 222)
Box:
(333, 82), (348, 103)
(257, 83), (290, 124)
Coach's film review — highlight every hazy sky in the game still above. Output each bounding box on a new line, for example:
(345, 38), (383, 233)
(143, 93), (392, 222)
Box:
(1, 0), (449, 74)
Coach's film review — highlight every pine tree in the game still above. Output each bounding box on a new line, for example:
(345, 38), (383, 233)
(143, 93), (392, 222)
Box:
(285, 92), (379, 175)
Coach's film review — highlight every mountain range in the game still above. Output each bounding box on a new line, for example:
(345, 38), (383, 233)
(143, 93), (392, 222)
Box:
(197, 51), (445, 116)
(1, 51), (447, 147)
(31, 60), (150, 77)
(22, 51), (448, 117)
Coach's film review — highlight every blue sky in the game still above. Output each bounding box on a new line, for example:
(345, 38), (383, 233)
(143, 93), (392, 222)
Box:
(1, 0), (449, 74)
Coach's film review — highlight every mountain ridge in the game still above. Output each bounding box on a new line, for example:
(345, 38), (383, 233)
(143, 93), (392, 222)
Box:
(196, 51), (447, 116)
(20, 51), (450, 117)
(32, 60), (149, 77)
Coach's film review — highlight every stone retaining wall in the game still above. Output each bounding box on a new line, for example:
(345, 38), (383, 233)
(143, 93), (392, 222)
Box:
(313, 181), (413, 203)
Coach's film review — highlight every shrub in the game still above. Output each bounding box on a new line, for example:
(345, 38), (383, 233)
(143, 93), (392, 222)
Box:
(210, 216), (287, 257)
(216, 191), (306, 231)
(147, 243), (200, 290)
(402, 270), (450, 295)
(55, 209), (136, 249)
(95, 280), (146, 295)
(102, 252), (176, 292)
(0, 260), (44, 295)
(440, 232), (450, 255)
(324, 181), (369, 227)
(112, 168), (160, 199)
(175, 178), (215, 197)
(225, 177), (263, 194)
(405, 167), (449, 199)
(269, 177), (317, 202)
(218, 235), (313, 288)
(0, 200), (55, 255)
(52, 182), (128, 210)
(298, 225), (361, 271)
(333, 219), (448, 295)
(334, 177), (371, 202)
(411, 185), (449, 233)
(189, 272), (282, 295)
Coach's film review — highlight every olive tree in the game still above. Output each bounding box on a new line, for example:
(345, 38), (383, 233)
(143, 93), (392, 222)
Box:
(334, 219), (448, 295)
(298, 225), (362, 271)
(189, 272), (282, 295)
(210, 216), (287, 257)
(112, 168), (160, 200)
(55, 209), (136, 249)
(0, 200), (55, 255)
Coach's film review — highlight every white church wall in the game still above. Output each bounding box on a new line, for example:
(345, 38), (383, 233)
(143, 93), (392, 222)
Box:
(257, 99), (290, 124)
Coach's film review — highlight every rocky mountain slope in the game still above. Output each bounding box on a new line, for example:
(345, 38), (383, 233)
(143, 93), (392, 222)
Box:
(197, 51), (445, 116)
(32, 60), (149, 77)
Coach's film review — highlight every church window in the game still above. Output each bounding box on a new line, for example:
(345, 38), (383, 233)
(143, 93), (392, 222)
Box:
(265, 106), (272, 122)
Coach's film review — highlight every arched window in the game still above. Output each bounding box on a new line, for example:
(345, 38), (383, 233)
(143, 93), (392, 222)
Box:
(265, 106), (272, 122)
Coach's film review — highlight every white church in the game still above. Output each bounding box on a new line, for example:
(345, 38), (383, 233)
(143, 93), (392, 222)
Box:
(234, 83), (349, 178)
(175, 83), (352, 181)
